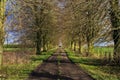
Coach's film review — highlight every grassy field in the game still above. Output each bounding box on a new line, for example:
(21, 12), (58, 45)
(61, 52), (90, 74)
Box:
(92, 47), (114, 58)
(3, 48), (34, 52)
(0, 49), (55, 80)
(66, 49), (120, 80)
(93, 47), (113, 54)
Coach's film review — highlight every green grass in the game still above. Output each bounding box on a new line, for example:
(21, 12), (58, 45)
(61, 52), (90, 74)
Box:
(2, 62), (40, 80)
(93, 47), (114, 57)
(3, 48), (21, 52)
(0, 49), (55, 80)
(66, 49), (120, 80)
(3, 48), (34, 52)
(93, 47), (113, 53)
(31, 50), (54, 61)
(80, 64), (120, 80)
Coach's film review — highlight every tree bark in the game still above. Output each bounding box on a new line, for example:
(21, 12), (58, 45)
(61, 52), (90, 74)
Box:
(36, 31), (41, 55)
(87, 39), (93, 56)
(109, 0), (120, 64)
(0, 0), (6, 68)
(70, 41), (73, 49)
(46, 41), (49, 51)
(43, 35), (47, 52)
(0, 45), (3, 68)
(74, 41), (76, 51)
(78, 37), (82, 54)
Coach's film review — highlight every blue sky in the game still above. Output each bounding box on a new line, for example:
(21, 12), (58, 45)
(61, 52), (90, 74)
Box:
(94, 41), (114, 47)
(4, 1), (16, 44)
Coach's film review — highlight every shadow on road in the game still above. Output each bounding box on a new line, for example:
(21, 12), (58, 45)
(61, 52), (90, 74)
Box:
(27, 48), (94, 80)
(30, 71), (73, 80)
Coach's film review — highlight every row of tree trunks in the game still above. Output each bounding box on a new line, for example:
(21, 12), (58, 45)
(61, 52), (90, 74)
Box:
(70, 37), (93, 56)
(70, 39), (82, 54)
(36, 31), (50, 54)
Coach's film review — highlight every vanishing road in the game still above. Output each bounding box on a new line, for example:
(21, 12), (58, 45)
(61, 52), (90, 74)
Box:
(28, 48), (94, 80)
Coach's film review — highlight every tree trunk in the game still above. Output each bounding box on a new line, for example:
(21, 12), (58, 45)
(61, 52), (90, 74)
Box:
(70, 41), (73, 49)
(87, 40), (93, 56)
(46, 41), (49, 51)
(113, 26), (120, 64)
(87, 42), (90, 56)
(0, 0), (6, 68)
(0, 45), (3, 68)
(74, 41), (76, 51)
(43, 35), (47, 52)
(109, 0), (120, 64)
(34, 3), (42, 55)
(36, 31), (41, 55)
(78, 38), (82, 54)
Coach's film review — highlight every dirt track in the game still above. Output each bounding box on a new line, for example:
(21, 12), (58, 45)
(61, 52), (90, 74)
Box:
(28, 48), (94, 80)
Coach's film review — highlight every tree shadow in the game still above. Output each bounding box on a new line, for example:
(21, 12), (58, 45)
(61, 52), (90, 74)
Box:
(78, 58), (103, 66)
(27, 51), (95, 80)
(28, 71), (73, 80)
(27, 53), (74, 80)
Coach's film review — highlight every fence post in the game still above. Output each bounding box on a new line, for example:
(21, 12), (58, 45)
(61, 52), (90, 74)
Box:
(104, 52), (107, 61)
(108, 52), (111, 63)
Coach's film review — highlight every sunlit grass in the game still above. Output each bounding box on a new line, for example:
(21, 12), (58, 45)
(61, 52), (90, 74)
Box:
(80, 64), (120, 80)
(0, 49), (55, 80)
(93, 47), (114, 58)
(2, 61), (41, 80)
(93, 47), (113, 53)
(66, 49), (120, 80)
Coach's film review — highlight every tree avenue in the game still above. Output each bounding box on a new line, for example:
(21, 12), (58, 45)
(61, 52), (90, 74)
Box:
(0, 0), (120, 66)
(6, 0), (57, 54)
(64, 0), (108, 56)
(0, 0), (120, 79)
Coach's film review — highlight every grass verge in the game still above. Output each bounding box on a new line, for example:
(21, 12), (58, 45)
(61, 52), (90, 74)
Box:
(66, 49), (120, 80)
(0, 49), (55, 80)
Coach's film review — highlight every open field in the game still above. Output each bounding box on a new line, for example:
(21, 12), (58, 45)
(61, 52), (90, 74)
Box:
(93, 47), (113, 54)
(92, 47), (114, 59)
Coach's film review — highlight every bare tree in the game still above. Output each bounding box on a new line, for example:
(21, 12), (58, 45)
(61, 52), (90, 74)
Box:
(6, 0), (57, 54)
